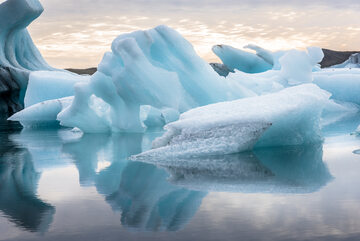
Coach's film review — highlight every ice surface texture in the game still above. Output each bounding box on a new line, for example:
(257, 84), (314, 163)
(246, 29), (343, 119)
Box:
(0, 0), (55, 118)
(133, 84), (330, 158)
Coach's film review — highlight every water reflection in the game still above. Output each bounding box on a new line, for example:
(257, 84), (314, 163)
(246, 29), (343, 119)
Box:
(105, 161), (206, 231)
(321, 112), (360, 137)
(65, 133), (206, 231)
(7, 129), (207, 232)
(1, 125), (334, 235)
(0, 122), (55, 233)
(144, 144), (332, 193)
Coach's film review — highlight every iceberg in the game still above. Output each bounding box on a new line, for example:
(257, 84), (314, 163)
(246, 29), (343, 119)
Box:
(11, 25), (326, 132)
(8, 97), (73, 128)
(55, 25), (253, 133)
(24, 71), (89, 108)
(213, 44), (324, 74)
(0, 0), (56, 118)
(313, 68), (360, 105)
(212, 44), (273, 73)
(133, 84), (330, 158)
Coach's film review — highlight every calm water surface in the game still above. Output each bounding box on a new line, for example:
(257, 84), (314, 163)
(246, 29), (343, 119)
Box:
(0, 115), (360, 241)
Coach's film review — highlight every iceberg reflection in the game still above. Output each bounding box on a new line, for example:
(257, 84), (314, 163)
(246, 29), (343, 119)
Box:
(143, 144), (332, 193)
(59, 131), (206, 232)
(105, 161), (206, 231)
(0, 129), (55, 233)
(4, 127), (333, 234)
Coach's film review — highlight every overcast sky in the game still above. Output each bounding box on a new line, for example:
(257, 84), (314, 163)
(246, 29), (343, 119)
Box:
(21, 0), (360, 68)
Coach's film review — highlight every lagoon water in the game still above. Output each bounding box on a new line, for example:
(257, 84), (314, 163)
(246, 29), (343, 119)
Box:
(0, 115), (360, 241)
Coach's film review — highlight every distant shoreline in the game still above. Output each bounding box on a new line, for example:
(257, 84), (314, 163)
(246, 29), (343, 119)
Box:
(66, 49), (359, 76)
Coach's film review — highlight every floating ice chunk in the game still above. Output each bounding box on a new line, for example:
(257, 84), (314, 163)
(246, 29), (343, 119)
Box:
(24, 71), (89, 108)
(213, 44), (324, 75)
(212, 44), (272, 73)
(8, 97), (73, 128)
(279, 50), (314, 85)
(307, 46), (325, 66)
(133, 84), (330, 158)
(313, 69), (360, 105)
(224, 48), (320, 93)
(244, 44), (275, 66)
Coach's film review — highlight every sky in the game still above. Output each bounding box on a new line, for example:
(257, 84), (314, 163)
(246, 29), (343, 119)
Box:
(19, 0), (360, 68)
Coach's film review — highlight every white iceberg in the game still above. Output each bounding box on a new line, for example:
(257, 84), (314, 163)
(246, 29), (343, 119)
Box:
(133, 84), (330, 158)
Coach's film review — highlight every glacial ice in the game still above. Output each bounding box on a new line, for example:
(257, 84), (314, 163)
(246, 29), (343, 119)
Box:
(0, 0), (56, 117)
(313, 68), (360, 105)
(12, 25), (329, 132)
(8, 97), (73, 128)
(213, 44), (324, 74)
(212, 44), (273, 73)
(56, 25), (254, 133)
(133, 84), (330, 158)
(24, 71), (89, 108)
(4, 12), (359, 150)
(9, 70), (89, 128)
